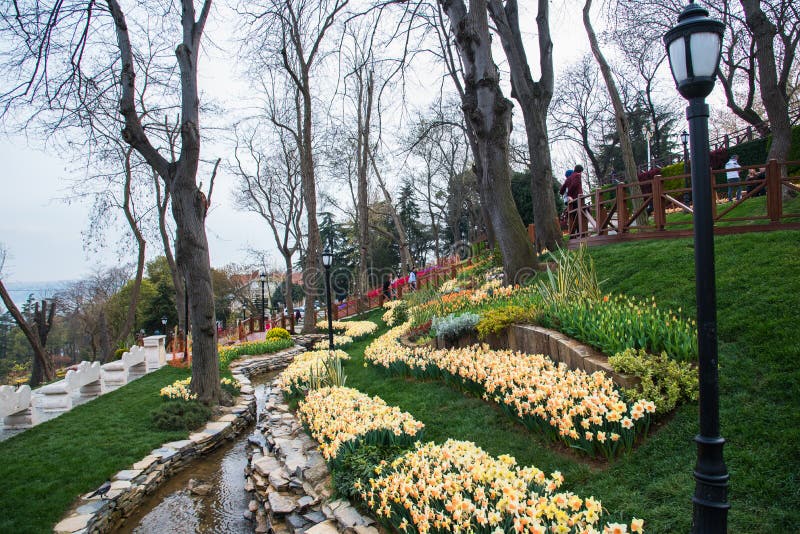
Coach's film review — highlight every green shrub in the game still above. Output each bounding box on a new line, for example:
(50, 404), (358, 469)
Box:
(659, 162), (688, 193)
(266, 327), (291, 340)
(609, 348), (698, 415)
(476, 305), (534, 339)
(113, 348), (127, 361)
(431, 312), (480, 341)
(395, 300), (409, 324)
(331, 445), (406, 499)
(150, 400), (212, 431)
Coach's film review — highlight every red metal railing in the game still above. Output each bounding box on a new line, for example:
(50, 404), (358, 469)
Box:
(216, 255), (466, 341)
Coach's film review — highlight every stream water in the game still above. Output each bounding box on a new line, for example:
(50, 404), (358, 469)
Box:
(118, 372), (275, 534)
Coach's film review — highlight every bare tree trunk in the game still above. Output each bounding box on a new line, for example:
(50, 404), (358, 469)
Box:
(114, 148), (146, 350)
(741, 0), (793, 194)
(155, 175), (186, 329)
(31, 300), (56, 386)
(111, 0), (219, 404)
(583, 0), (646, 225)
(356, 70), (373, 295)
(98, 309), (113, 364)
(370, 152), (414, 273)
(0, 281), (56, 384)
(284, 259), (295, 334)
(300, 88), (321, 334)
(487, 0), (561, 252)
(439, 0), (537, 282)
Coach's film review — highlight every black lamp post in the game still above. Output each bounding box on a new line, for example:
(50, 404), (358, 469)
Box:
(664, 2), (729, 532)
(260, 272), (266, 332)
(321, 247), (335, 352)
(682, 130), (691, 207)
(161, 316), (167, 336)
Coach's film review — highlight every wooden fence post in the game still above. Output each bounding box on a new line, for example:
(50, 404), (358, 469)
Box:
(652, 176), (665, 230)
(617, 184), (627, 233)
(766, 159), (782, 222)
(595, 190), (606, 236)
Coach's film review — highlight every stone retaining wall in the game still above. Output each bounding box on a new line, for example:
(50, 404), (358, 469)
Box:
(431, 324), (639, 389)
(54, 346), (306, 534)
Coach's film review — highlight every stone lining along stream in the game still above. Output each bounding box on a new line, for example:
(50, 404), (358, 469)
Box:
(56, 344), (381, 534)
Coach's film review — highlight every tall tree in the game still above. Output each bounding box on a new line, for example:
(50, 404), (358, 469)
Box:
(550, 55), (618, 184)
(0, 0), (221, 403)
(583, 0), (646, 225)
(437, 0), (537, 282)
(485, 0), (561, 252)
(232, 120), (304, 333)
(740, 0), (797, 182)
(0, 245), (56, 384)
(240, 0), (351, 333)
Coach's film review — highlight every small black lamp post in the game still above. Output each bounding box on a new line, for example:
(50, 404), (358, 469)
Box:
(321, 247), (335, 352)
(682, 130), (691, 206)
(664, 2), (729, 532)
(260, 272), (267, 332)
(160, 316), (168, 354)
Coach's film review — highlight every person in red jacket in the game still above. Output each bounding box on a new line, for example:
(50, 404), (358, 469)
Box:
(559, 165), (584, 234)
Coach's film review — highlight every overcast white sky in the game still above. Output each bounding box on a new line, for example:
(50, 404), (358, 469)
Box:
(0, 1), (720, 288)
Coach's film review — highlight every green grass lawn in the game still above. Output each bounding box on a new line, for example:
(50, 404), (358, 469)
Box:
(665, 193), (800, 229)
(343, 230), (800, 533)
(0, 366), (191, 534)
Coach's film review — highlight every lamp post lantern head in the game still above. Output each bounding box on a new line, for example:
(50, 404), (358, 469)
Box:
(322, 248), (333, 268)
(161, 316), (167, 326)
(260, 272), (266, 283)
(663, 1), (725, 100)
(681, 130), (690, 145)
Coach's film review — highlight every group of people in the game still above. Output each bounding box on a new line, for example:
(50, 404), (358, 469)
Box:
(725, 154), (767, 201)
(382, 269), (418, 301)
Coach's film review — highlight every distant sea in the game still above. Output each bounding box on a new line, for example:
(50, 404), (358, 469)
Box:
(1, 280), (73, 311)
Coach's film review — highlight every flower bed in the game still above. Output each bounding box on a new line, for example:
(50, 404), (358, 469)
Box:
(297, 386), (425, 462)
(365, 324), (654, 459)
(382, 300), (408, 326)
(312, 335), (354, 350)
(275, 349), (350, 395)
(316, 319), (379, 339)
(362, 439), (644, 534)
(539, 295), (697, 362)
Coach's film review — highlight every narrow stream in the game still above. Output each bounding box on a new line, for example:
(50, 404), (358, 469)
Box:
(118, 372), (275, 534)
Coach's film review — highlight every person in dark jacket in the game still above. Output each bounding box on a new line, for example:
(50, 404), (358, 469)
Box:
(559, 165), (584, 234)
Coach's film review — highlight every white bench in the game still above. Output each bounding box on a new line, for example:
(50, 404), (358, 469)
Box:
(101, 346), (147, 392)
(0, 384), (32, 428)
(38, 371), (81, 412)
(143, 335), (167, 372)
(74, 361), (102, 397)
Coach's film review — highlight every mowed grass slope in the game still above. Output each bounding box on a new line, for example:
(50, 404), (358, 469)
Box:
(342, 230), (800, 533)
(0, 366), (191, 534)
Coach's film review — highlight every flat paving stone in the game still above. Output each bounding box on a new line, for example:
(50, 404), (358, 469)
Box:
(54, 514), (93, 533)
(113, 469), (142, 481)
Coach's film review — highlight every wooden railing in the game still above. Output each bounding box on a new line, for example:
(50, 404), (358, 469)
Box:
(563, 159), (800, 247)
